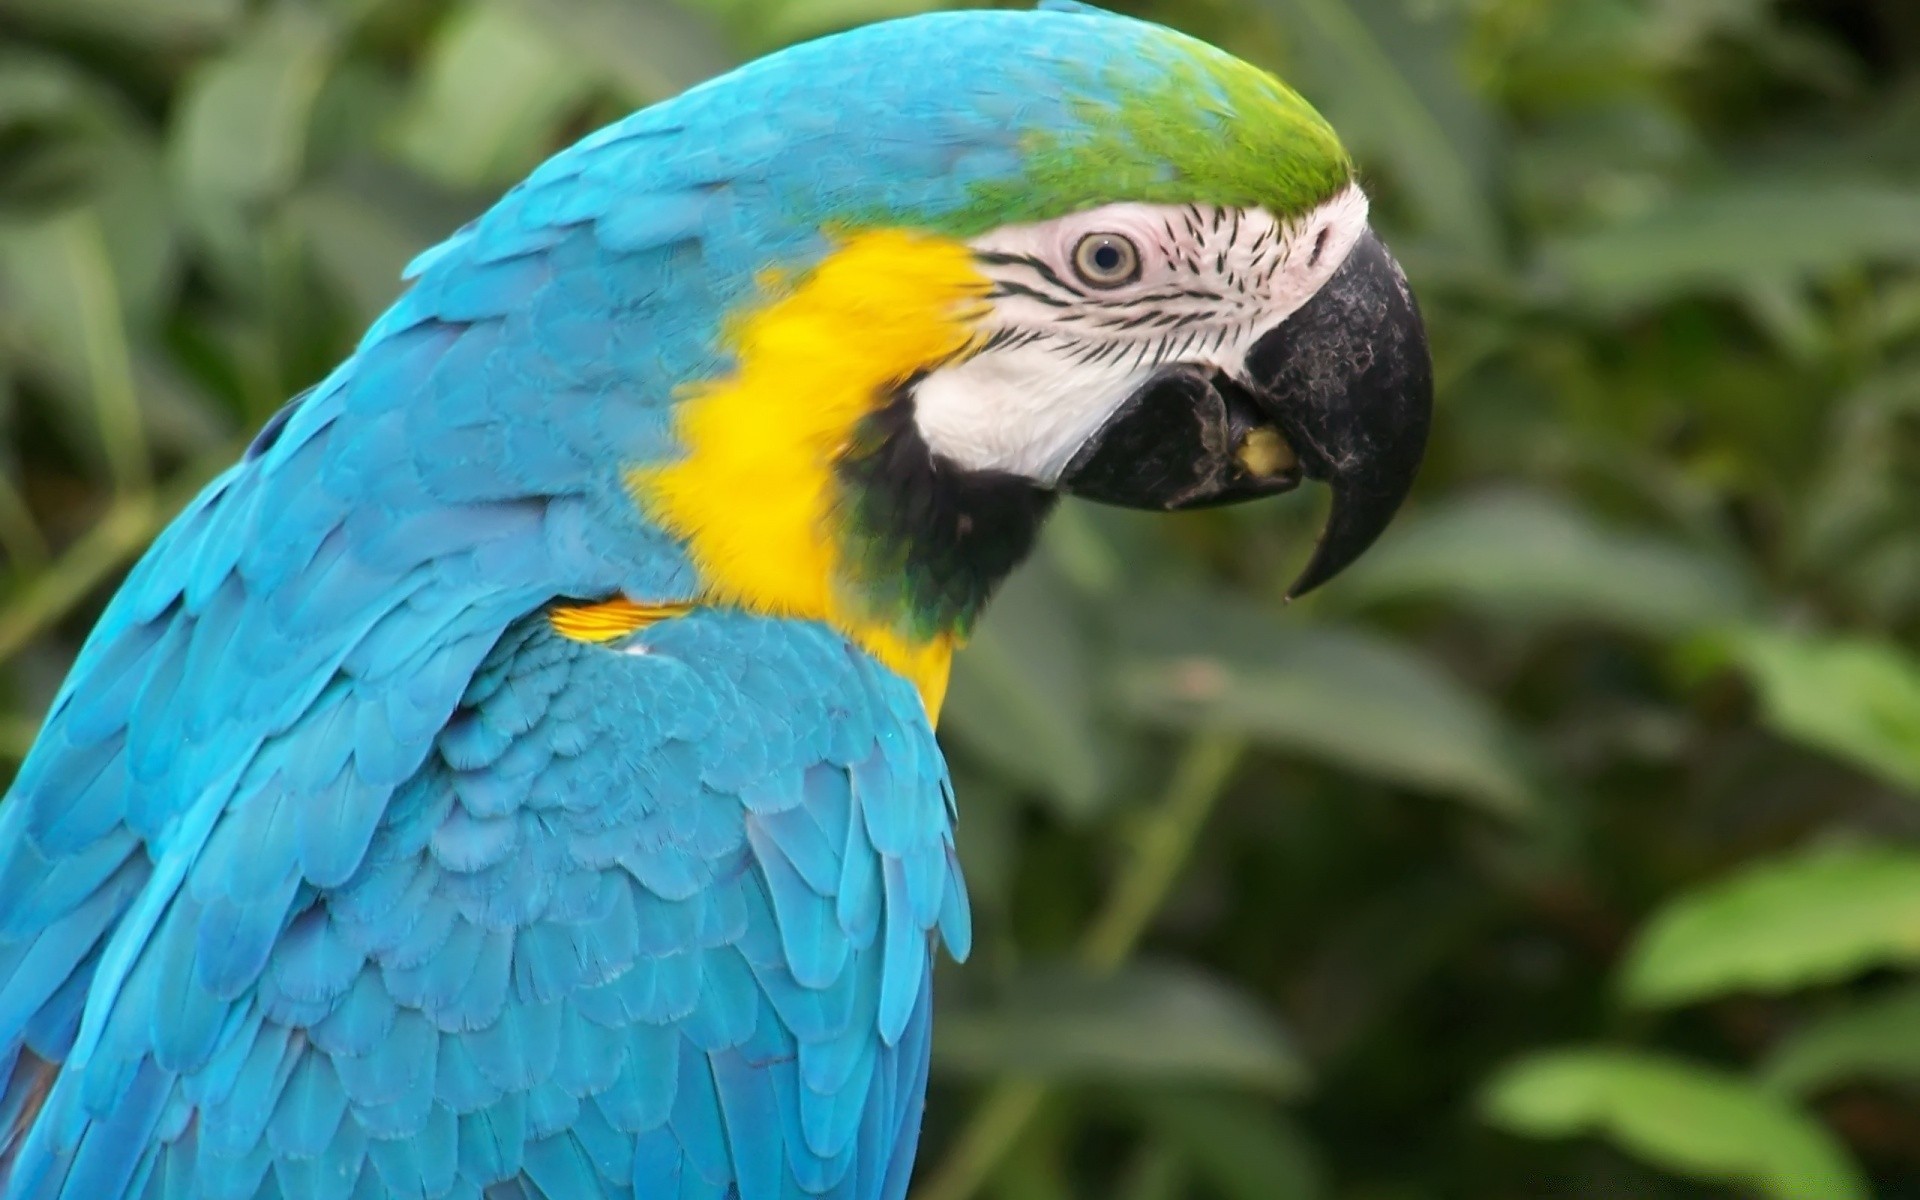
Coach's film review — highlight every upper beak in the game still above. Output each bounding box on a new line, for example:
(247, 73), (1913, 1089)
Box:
(1057, 227), (1432, 597)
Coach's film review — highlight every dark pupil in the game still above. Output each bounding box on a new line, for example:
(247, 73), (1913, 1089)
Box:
(1091, 242), (1122, 271)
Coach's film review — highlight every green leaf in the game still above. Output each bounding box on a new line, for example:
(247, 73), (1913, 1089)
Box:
(169, 8), (337, 215)
(1109, 1144), (1186, 1200)
(934, 962), (1307, 1095)
(1041, 500), (1124, 597)
(1256, 0), (1499, 255)
(80, 142), (175, 326)
(726, 0), (943, 49)
(1548, 182), (1920, 307)
(945, 768), (1018, 921)
(1340, 490), (1757, 634)
(497, 0), (736, 102)
(291, 162), (474, 324)
(289, 188), (418, 323)
(1125, 1092), (1325, 1200)
(0, 52), (176, 317)
(0, 51), (108, 216)
(0, 440), (49, 573)
(0, 712), (38, 762)
(0, 210), (148, 490)
(1622, 842), (1920, 1007)
(394, 2), (601, 189)
(1763, 985), (1920, 1095)
(1710, 626), (1920, 796)
(945, 562), (1107, 818)
(1113, 592), (1533, 817)
(1483, 1050), (1868, 1200)
(0, 0), (242, 44)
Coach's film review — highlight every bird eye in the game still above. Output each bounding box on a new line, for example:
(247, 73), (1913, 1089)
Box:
(1070, 233), (1141, 288)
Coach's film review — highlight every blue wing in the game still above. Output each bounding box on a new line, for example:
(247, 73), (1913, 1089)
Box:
(1, 602), (968, 1200)
(0, 20), (1033, 1194)
(0, 172), (968, 1195)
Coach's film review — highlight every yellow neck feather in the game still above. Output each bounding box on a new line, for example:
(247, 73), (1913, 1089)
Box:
(628, 229), (992, 723)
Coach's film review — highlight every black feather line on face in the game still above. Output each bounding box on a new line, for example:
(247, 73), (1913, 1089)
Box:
(970, 204), (1312, 391)
(1113, 310), (1165, 331)
(990, 280), (1075, 308)
(835, 377), (1055, 638)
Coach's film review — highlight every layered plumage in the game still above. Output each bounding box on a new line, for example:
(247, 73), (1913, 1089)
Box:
(0, 6), (1408, 1198)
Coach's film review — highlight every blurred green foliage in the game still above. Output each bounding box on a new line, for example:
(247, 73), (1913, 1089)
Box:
(4, 0), (1920, 1195)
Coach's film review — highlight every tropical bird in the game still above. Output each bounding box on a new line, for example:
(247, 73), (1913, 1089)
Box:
(0, 4), (1431, 1198)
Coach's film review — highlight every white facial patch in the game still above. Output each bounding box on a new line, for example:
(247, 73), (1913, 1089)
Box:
(911, 184), (1371, 483)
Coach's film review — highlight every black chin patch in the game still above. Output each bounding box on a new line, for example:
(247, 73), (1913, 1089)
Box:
(1059, 365), (1301, 511)
(836, 378), (1056, 635)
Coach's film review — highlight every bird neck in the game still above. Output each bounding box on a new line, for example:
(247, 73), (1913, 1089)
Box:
(630, 228), (1047, 722)
(837, 381), (1056, 643)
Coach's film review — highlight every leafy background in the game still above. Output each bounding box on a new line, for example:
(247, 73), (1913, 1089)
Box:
(2, 0), (1919, 1196)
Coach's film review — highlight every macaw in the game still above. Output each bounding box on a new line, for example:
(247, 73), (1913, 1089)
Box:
(0, 4), (1430, 1199)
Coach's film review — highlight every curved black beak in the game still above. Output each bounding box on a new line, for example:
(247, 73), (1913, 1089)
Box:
(1250, 229), (1432, 596)
(1058, 227), (1432, 597)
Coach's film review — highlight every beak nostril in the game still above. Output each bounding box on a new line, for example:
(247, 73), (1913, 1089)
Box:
(1308, 227), (1331, 268)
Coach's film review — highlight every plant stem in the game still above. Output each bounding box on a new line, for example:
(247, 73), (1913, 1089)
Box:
(1078, 732), (1246, 971)
(0, 491), (155, 667)
(0, 444), (237, 670)
(917, 732), (1247, 1200)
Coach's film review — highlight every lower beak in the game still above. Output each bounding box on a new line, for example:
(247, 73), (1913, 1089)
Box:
(1057, 227), (1433, 597)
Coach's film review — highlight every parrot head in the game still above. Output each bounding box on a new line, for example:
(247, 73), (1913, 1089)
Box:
(415, 4), (1431, 713)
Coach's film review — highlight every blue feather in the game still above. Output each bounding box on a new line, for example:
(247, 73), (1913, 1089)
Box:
(876, 860), (924, 1048)
(266, 1052), (348, 1159)
(0, 862), (144, 1045)
(307, 971), (394, 1059)
(592, 1045), (676, 1135)
(455, 1089), (528, 1183)
(435, 1033), (505, 1113)
(332, 1008), (434, 1111)
(363, 1098), (457, 1196)
(147, 904), (228, 1072)
(750, 829), (850, 991)
(679, 950), (757, 1053)
(835, 823), (883, 951)
(199, 1021), (294, 1157)
(666, 1039), (730, 1188)
(521, 1130), (615, 1200)
(464, 998), (561, 1094)
(524, 1080), (580, 1140)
